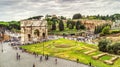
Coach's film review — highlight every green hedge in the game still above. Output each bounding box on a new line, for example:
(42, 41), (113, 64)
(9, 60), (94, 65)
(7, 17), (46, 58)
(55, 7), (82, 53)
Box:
(110, 30), (120, 34)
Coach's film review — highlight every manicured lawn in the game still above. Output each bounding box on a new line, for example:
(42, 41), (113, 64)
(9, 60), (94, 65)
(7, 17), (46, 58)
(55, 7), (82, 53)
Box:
(21, 38), (120, 67)
(100, 55), (113, 61)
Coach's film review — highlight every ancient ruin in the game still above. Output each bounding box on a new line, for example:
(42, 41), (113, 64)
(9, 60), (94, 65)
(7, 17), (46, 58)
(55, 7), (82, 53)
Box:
(20, 19), (48, 44)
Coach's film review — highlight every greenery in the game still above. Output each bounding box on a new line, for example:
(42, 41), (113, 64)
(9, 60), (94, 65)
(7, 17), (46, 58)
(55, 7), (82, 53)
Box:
(28, 15), (43, 20)
(72, 13), (82, 19)
(83, 13), (120, 21)
(94, 23), (111, 34)
(75, 21), (81, 30)
(110, 30), (120, 34)
(59, 20), (64, 31)
(98, 39), (120, 55)
(0, 21), (20, 32)
(98, 39), (111, 52)
(101, 26), (110, 35)
(45, 15), (85, 35)
(21, 38), (120, 67)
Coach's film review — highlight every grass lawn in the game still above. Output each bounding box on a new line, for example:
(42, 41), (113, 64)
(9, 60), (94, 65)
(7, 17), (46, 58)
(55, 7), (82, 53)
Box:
(99, 55), (113, 61)
(21, 38), (120, 67)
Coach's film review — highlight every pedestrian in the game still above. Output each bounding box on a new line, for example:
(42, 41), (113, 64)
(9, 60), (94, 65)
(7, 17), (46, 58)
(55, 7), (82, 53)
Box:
(76, 58), (79, 63)
(45, 55), (47, 60)
(55, 58), (57, 64)
(40, 56), (42, 62)
(16, 53), (19, 60)
(89, 62), (91, 66)
(47, 54), (49, 60)
(33, 63), (35, 67)
(18, 55), (20, 60)
(1, 49), (3, 52)
(37, 53), (38, 57)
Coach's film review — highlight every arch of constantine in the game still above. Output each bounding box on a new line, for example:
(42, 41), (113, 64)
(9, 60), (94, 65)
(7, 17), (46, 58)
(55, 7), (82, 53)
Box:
(20, 19), (48, 44)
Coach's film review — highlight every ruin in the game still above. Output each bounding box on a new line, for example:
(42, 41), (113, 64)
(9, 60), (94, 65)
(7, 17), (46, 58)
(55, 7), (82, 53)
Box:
(20, 19), (48, 44)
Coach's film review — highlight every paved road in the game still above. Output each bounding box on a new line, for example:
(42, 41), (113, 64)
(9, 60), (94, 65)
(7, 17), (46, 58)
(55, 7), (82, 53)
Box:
(0, 42), (89, 67)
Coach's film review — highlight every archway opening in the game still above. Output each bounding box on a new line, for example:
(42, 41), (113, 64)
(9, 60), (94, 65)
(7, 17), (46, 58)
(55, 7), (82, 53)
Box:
(42, 33), (45, 38)
(28, 34), (31, 41)
(34, 29), (40, 37)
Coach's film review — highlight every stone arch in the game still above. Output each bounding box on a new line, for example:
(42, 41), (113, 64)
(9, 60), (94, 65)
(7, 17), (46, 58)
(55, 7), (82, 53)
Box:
(34, 29), (40, 37)
(42, 33), (45, 38)
(28, 34), (31, 41)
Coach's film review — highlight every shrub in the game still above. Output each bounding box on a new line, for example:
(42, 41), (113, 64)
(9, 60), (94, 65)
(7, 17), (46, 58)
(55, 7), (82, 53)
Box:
(102, 26), (110, 35)
(98, 39), (111, 52)
(112, 42), (120, 55)
(98, 40), (120, 55)
(110, 30), (120, 34)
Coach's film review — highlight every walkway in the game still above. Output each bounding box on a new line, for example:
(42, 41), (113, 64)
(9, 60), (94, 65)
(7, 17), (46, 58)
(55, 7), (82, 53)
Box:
(0, 42), (89, 67)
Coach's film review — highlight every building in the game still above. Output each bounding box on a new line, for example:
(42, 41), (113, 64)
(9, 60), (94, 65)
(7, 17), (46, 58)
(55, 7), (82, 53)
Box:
(73, 19), (112, 32)
(20, 19), (48, 44)
(111, 20), (120, 29)
(81, 19), (112, 31)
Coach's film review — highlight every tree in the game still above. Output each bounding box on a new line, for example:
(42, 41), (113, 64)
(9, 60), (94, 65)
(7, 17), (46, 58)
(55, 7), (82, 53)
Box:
(51, 16), (58, 30)
(75, 21), (81, 30)
(72, 13), (82, 19)
(71, 21), (75, 29)
(102, 26), (110, 34)
(60, 16), (66, 20)
(66, 20), (71, 28)
(28, 15), (43, 20)
(51, 21), (56, 30)
(80, 24), (85, 29)
(68, 21), (75, 29)
(59, 20), (64, 31)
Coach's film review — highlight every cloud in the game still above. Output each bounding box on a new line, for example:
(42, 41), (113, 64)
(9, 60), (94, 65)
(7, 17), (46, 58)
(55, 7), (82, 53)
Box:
(0, 0), (120, 21)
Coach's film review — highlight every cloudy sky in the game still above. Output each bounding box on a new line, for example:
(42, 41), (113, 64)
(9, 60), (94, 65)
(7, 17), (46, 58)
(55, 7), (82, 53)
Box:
(0, 0), (120, 21)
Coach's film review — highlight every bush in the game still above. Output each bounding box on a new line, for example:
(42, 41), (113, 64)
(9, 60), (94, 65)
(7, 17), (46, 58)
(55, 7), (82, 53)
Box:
(110, 30), (120, 34)
(98, 39), (120, 55)
(102, 26), (110, 35)
(98, 39), (111, 52)
(112, 42), (120, 55)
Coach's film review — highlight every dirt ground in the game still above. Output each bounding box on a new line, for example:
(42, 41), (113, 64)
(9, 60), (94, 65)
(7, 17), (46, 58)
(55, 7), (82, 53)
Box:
(0, 35), (10, 42)
(93, 33), (120, 43)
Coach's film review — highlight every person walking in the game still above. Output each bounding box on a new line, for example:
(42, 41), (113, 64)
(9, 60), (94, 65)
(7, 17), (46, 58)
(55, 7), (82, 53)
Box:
(76, 58), (79, 63)
(40, 56), (42, 62)
(55, 58), (57, 64)
(1, 49), (3, 53)
(89, 62), (91, 66)
(33, 63), (35, 67)
(18, 55), (20, 60)
(16, 53), (19, 60)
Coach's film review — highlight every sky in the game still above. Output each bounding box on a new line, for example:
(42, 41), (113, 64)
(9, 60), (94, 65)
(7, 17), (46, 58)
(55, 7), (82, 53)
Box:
(0, 0), (120, 21)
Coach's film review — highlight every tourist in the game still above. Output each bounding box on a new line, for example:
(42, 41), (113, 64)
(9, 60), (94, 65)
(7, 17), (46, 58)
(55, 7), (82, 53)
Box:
(76, 58), (79, 63)
(16, 53), (19, 60)
(89, 62), (91, 66)
(1, 49), (3, 52)
(40, 56), (42, 62)
(45, 54), (49, 60)
(55, 58), (57, 64)
(45, 55), (47, 60)
(18, 55), (20, 60)
(36, 53), (38, 57)
(33, 63), (35, 67)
